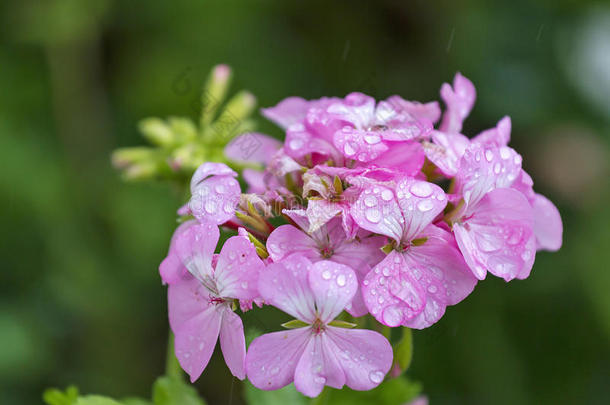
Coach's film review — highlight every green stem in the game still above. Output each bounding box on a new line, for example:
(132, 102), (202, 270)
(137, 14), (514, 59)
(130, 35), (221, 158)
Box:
(165, 330), (183, 379)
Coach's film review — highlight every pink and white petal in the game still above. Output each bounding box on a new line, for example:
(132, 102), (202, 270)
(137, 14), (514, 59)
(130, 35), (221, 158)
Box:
(242, 168), (266, 194)
(173, 303), (223, 383)
(395, 178), (448, 241)
(423, 131), (470, 177)
(305, 199), (343, 234)
(190, 162), (237, 191)
(294, 334), (346, 397)
(532, 193), (563, 252)
(168, 273), (213, 331)
(455, 188), (536, 281)
(472, 116), (511, 147)
(215, 235), (264, 300)
(511, 170), (535, 201)
(407, 226), (477, 306)
(219, 307), (246, 380)
(267, 225), (318, 262)
(284, 123), (340, 161)
(189, 176), (241, 225)
(309, 261), (358, 323)
(224, 133), (281, 165)
(367, 141), (425, 176)
(401, 296), (446, 330)
(258, 255), (316, 322)
(351, 185), (405, 243)
(385, 96), (441, 124)
(325, 327), (393, 391)
(457, 144), (522, 208)
(261, 97), (311, 129)
(159, 254), (187, 285)
(333, 126), (389, 162)
(332, 235), (386, 271)
(327, 93), (376, 128)
(246, 328), (312, 391)
(362, 252), (426, 327)
(439, 73), (476, 134)
(172, 222), (219, 282)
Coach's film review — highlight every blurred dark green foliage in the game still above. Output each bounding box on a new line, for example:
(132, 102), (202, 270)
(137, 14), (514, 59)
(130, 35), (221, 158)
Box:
(1, 0), (609, 404)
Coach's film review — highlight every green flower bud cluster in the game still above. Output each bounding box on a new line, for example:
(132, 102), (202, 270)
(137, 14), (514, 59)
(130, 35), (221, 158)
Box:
(112, 64), (257, 182)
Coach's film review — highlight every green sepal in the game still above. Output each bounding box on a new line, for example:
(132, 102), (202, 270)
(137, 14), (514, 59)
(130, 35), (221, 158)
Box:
(328, 320), (357, 328)
(281, 319), (309, 329)
(393, 327), (413, 373)
(411, 237), (428, 246)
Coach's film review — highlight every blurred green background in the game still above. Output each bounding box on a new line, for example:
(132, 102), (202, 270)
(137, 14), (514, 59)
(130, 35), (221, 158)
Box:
(1, 0), (609, 404)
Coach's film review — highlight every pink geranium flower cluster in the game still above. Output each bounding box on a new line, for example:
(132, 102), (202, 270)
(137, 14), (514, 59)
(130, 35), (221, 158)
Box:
(160, 73), (562, 397)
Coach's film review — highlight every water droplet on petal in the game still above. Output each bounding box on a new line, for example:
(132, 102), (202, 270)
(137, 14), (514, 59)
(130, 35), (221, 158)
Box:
(380, 189), (393, 201)
(344, 142), (357, 156)
(417, 200), (434, 212)
(369, 370), (385, 384)
(365, 208), (381, 223)
(485, 149), (494, 162)
(410, 182), (433, 198)
(322, 270), (332, 280)
(336, 274), (347, 287)
(364, 195), (377, 207)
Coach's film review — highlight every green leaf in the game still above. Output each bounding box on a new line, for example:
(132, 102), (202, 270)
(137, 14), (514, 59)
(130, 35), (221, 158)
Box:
(322, 377), (421, 405)
(243, 382), (308, 405)
(74, 396), (123, 405)
(152, 376), (206, 405)
(394, 327), (413, 372)
(121, 398), (153, 405)
(43, 386), (80, 405)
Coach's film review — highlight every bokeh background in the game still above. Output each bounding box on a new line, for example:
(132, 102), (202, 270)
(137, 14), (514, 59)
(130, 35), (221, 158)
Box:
(1, 0), (609, 404)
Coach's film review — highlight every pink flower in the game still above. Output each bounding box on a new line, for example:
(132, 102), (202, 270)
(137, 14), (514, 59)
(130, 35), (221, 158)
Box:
(451, 144), (536, 281)
(188, 162), (241, 224)
(438, 72), (476, 134)
(329, 92), (432, 163)
(166, 222), (265, 381)
(245, 255), (393, 397)
(351, 178), (477, 328)
(267, 211), (385, 316)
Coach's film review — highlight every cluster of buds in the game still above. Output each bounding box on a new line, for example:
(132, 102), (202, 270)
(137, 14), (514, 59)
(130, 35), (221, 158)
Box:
(160, 73), (562, 397)
(112, 64), (259, 181)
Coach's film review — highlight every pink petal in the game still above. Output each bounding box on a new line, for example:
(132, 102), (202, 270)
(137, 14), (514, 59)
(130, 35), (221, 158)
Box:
(189, 175), (241, 225)
(472, 116), (511, 147)
(266, 225), (318, 262)
(362, 252), (426, 327)
(219, 308), (246, 380)
(333, 126), (389, 162)
(351, 184), (405, 243)
(160, 220), (198, 284)
(439, 73), (476, 134)
(532, 193), (563, 251)
(224, 133), (281, 164)
(407, 226), (477, 307)
(385, 96), (442, 124)
(190, 162), (237, 190)
(325, 327), (393, 390)
(246, 328), (311, 391)
(261, 97), (311, 129)
(327, 92), (376, 128)
(294, 334), (345, 397)
(242, 168), (266, 194)
(366, 141), (425, 176)
(172, 222), (219, 282)
(215, 235), (265, 300)
(394, 178), (448, 241)
(258, 255), (316, 323)
(284, 123), (341, 162)
(309, 261), (358, 323)
(454, 188), (536, 281)
(168, 276), (223, 382)
(423, 131), (470, 177)
(457, 144), (522, 208)
(304, 199), (343, 234)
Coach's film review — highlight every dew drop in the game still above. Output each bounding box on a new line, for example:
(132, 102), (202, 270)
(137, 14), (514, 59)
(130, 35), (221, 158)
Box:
(499, 146), (511, 159)
(417, 200), (434, 212)
(270, 366), (280, 375)
(365, 208), (381, 223)
(410, 182), (433, 197)
(364, 195), (377, 207)
(364, 134), (381, 144)
(380, 189), (393, 201)
(485, 149), (494, 162)
(369, 370), (384, 384)
(336, 274), (347, 287)
(343, 142), (357, 156)
(322, 270), (332, 280)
